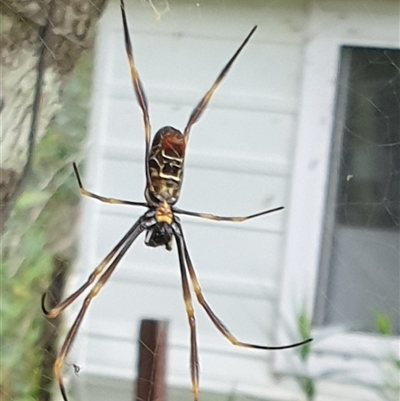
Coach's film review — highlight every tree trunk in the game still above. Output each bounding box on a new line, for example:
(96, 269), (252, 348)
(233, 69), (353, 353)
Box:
(0, 0), (109, 231)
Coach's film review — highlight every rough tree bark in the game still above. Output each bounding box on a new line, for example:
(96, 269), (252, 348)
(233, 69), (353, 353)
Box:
(0, 0), (109, 232)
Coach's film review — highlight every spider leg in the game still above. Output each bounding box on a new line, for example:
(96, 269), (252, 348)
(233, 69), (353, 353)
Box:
(173, 205), (284, 222)
(174, 231), (200, 401)
(42, 218), (145, 318)
(174, 222), (313, 350)
(183, 26), (257, 142)
(73, 163), (147, 207)
(54, 220), (146, 401)
(120, 0), (152, 185)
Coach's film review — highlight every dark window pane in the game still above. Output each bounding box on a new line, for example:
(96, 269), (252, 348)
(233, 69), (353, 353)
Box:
(314, 47), (400, 335)
(338, 48), (400, 228)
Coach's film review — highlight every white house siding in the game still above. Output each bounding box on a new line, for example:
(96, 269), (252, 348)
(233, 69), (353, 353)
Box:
(64, 0), (398, 400)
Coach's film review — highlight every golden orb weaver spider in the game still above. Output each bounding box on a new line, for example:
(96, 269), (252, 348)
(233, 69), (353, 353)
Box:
(42, 1), (313, 400)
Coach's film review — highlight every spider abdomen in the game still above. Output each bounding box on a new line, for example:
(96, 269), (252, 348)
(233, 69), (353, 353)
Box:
(146, 126), (186, 205)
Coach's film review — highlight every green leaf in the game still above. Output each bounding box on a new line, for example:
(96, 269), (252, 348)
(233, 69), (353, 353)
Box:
(297, 310), (312, 360)
(373, 311), (392, 336)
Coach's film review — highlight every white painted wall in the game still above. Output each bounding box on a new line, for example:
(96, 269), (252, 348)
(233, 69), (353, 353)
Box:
(64, 0), (399, 400)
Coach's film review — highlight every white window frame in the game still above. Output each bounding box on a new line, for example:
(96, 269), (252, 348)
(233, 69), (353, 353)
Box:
(274, 9), (400, 389)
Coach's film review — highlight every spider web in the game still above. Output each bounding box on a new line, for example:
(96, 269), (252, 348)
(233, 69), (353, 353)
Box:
(2, 1), (399, 401)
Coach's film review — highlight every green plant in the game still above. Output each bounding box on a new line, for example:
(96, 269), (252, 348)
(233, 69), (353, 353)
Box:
(1, 53), (92, 401)
(295, 310), (315, 401)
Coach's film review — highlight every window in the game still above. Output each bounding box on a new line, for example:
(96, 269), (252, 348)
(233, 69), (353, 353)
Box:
(276, 35), (400, 390)
(314, 47), (400, 335)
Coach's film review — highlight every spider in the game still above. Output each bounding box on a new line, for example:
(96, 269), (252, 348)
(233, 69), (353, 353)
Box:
(42, 1), (312, 400)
